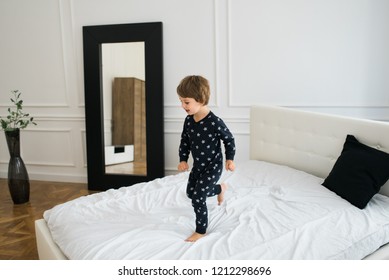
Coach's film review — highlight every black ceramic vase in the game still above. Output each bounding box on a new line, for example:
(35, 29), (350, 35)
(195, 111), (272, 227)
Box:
(5, 129), (30, 204)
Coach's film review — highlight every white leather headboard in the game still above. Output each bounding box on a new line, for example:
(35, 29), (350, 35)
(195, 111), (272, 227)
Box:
(250, 105), (389, 197)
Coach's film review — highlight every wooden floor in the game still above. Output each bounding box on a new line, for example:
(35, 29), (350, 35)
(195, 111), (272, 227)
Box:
(0, 178), (97, 260)
(105, 160), (147, 175)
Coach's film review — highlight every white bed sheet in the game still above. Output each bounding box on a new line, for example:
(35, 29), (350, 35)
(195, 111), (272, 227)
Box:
(43, 160), (389, 260)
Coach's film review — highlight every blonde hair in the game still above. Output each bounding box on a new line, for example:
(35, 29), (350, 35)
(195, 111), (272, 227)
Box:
(177, 75), (210, 105)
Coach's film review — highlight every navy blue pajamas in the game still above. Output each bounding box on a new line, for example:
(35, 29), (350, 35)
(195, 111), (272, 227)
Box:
(179, 111), (235, 234)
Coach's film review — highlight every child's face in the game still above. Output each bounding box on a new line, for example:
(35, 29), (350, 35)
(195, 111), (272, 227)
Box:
(179, 97), (203, 115)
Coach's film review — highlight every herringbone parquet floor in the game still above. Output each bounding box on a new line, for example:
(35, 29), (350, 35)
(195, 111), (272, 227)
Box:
(0, 178), (97, 260)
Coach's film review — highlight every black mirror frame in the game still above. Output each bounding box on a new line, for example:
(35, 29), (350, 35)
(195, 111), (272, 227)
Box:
(83, 22), (164, 191)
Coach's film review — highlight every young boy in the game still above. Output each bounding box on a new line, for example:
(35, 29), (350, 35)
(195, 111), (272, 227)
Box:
(177, 75), (236, 242)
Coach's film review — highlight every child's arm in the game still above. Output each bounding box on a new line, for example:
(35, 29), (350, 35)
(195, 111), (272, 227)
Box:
(178, 161), (189, 171)
(178, 122), (191, 168)
(217, 119), (236, 166)
(225, 160), (235, 171)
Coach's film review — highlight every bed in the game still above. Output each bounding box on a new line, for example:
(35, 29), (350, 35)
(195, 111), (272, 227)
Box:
(35, 104), (389, 260)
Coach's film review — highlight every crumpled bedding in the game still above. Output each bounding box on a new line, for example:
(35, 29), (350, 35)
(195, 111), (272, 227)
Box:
(44, 160), (389, 259)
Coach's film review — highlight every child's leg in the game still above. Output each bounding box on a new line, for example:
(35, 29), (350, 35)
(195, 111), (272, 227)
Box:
(186, 172), (196, 199)
(186, 185), (226, 242)
(185, 232), (205, 242)
(217, 183), (228, 205)
(191, 189), (208, 235)
(185, 191), (208, 242)
(185, 167), (224, 242)
(204, 167), (226, 205)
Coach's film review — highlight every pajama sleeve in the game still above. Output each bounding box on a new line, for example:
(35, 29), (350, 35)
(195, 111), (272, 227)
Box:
(217, 119), (236, 161)
(179, 123), (191, 162)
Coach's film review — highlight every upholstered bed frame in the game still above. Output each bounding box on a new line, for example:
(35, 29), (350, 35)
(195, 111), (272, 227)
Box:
(35, 104), (389, 259)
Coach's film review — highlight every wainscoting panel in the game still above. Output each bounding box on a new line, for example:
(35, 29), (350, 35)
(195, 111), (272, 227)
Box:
(0, 0), (69, 107)
(20, 129), (75, 167)
(227, 0), (389, 108)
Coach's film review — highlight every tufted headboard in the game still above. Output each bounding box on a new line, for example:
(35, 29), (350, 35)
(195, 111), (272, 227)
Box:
(250, 105), (389, 197)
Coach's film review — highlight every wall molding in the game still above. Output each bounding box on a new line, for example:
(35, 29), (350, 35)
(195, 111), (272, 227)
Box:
(0, 103), (71, 108)
(0, 170), (88, 184)
(32, 116), (85, 122)
(164, 115), (250, 123)
(58, 0), (71, 108)
(21, 161), (76, 168)
(213, 0), (221, 108)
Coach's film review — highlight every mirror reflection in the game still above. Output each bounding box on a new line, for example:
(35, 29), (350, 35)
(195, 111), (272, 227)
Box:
(102, 42), (147, 175)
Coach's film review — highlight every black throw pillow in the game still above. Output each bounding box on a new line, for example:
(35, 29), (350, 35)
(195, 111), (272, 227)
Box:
(322, 134), (389, 209)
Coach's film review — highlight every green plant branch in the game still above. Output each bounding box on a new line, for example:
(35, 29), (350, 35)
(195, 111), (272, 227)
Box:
(0, 90), (37, 131)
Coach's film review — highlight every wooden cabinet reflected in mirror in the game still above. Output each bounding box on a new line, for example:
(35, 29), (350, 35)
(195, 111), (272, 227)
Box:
(83, 22), (164, 191)
(106, 77), (147, 175)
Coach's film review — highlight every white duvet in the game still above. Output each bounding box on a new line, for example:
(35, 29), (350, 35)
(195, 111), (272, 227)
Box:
(44, 160), (389, 259)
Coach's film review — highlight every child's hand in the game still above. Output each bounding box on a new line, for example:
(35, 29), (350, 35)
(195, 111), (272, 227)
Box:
(225, 160), (235, 171)
(178, 161), (189, 172)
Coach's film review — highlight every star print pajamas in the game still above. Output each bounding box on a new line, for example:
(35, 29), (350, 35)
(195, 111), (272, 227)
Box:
(179, 111), (236, 234)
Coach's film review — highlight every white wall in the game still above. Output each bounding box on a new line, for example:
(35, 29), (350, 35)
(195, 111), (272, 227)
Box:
(1, 0), (388, 182)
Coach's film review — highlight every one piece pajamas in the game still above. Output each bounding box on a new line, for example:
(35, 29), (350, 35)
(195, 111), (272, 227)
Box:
(179, 111), (236, 234)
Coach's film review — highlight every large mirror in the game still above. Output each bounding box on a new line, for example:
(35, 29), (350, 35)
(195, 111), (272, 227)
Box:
(83, 22), (164, 191)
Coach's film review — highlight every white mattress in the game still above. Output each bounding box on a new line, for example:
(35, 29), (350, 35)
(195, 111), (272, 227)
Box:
(43, 160), (389, 260)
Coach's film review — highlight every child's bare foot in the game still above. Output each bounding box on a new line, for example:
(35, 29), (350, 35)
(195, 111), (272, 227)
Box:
(185, 232), (205, 242)
(218, 183), (228, 205)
